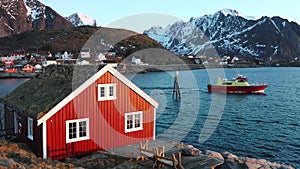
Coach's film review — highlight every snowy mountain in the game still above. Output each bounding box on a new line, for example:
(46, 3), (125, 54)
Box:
(0, 0), (73, 37)
(220, 8), (256, 20)
(66, 13), (97, 27)
(144, 8), (300, 63)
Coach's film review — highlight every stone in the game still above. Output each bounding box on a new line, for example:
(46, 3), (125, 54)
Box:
(0, 158), (19, 168)
(218, 151), (296, 169)
(222, 151), (239, 161)
(181, 145), (202, 156)
(204, 150), (224, 161)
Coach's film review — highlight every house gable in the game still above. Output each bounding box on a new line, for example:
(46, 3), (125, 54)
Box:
(43, 66), (157, 159)
(37, 65), (158, 126)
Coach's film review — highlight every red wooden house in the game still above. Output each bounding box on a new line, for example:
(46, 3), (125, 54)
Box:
(4, 67), (17, 73)
(22, 64), (35, 72)
(2, 65), (158, 160)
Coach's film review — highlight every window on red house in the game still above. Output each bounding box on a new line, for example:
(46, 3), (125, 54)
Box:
(97, 83), (116, 101)
(66, 118), (90, 143)
(125, 111), (143, 133)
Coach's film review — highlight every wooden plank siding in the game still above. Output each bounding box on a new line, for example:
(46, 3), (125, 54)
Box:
(4, 106), (14, 136)
(46, 72), (155, 160)
(4, 106), (43, 157)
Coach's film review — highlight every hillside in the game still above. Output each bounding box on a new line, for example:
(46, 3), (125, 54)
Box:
(0, 26), (164, 59)
(0, 26), (97, 55)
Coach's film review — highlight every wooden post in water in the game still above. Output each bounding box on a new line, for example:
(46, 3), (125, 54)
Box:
(173, 71), (181, 100)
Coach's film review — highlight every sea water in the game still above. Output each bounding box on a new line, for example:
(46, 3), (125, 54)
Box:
(1, 68), (299, 167)
(127, 67), (300, 168)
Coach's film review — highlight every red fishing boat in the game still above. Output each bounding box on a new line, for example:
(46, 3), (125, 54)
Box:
(208, 74), (267, 94)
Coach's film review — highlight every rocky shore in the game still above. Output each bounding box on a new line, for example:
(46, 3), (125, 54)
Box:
(0, 72), (36, 79)
(116, 63), (262, 74)
(0, 140), (294, 169)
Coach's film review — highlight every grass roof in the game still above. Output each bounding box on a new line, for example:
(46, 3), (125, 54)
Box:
(1, 65), (100, 119)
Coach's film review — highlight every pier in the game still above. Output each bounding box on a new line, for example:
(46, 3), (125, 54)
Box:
(108, 140), (224, 169)
(172, 71), (181, 100)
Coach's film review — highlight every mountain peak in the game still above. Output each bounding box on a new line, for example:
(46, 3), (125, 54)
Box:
(220, 8), (256, 20)
(66, 13), (97, 27)
(0, 0), (73, 37)
(144, 9), (300, 63)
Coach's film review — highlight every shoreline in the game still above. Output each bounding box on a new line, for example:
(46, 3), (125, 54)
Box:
(0, 72), (36, 79)
(117, 63), (263, 74)
(0, 140), (295, 168)
(1, 63), (299, 79)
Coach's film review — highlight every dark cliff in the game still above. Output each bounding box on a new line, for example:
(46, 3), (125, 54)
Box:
(0, 0), (73, 38)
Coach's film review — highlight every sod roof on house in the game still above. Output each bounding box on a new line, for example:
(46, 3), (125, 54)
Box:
(1, 65), (101, 119)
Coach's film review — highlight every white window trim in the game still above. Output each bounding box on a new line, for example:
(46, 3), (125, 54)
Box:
(27, 117), (33, 140)
(97, 83), (117, 101)
(66, 118), (90, 143)
(125, 111), (143, 133)
(14, 111), (18, 134)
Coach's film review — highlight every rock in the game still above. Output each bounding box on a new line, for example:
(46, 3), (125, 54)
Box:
(217, 161), (248, 169)
(217, 151), (295, 169)
(204, 150), (224, 161)
(90, 153), (109, 160)
(222, 151), (239, 161)
(181, 145), (202, 156)
(0, 158), (20, 168)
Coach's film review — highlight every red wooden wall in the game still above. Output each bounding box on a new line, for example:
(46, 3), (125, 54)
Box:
(46, 72), (155, 159)
(4, 106), (43, 157)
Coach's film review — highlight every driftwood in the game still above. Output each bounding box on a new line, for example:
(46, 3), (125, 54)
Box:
(137, 140), (149, 161)
(138, 141), (184, 169)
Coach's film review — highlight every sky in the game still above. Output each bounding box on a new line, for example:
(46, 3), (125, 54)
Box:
(40, 0), (300, 33)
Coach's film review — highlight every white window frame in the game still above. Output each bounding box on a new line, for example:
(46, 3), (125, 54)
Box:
(27, 117), (33, 140)
(66, 118), (90, 143)
(125, 111), (143, 133)
(97, 83), (117, 101)
(14, 111), (18, 134)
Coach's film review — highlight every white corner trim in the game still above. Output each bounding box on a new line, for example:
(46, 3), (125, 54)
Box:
(42, 122), (47, 159)
(27, 118), (33, 140)
(37, 65), (159, 126)
(153, 108), (156, 140)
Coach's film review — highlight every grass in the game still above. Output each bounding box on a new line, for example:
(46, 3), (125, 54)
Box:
(0, 26), (164, 59)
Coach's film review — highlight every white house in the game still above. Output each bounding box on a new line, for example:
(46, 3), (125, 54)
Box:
(80, 49), (91, 58)
(131, 56), (148, 65)
(96, 53), (106, 61)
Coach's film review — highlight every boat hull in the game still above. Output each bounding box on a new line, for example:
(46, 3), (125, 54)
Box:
(207, 84), (267, 94)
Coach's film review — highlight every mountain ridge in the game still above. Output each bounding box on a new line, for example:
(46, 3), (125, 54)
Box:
(66, 13), (97, 27)
(0, 0), (73, 38)
(144, 9), (300, 64)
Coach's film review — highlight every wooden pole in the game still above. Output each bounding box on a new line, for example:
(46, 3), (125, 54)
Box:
(173, 71), (181, 100)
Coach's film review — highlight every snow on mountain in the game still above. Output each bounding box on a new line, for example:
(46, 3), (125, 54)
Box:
(24, 0), (45, 21)
(0, 0), (73, 37)
(144, 9), (300, 63)
(66, 13), (97, 27)
(221, 8), (256, 20)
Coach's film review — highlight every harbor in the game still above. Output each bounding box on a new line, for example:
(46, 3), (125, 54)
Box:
(0, 67), (299, 168)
